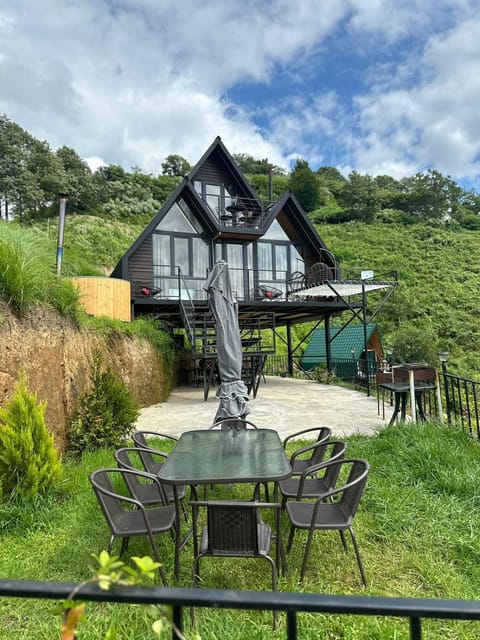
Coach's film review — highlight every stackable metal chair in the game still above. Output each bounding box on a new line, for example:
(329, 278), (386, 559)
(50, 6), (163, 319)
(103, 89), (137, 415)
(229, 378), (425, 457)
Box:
(285, 458), (370, 585)
(191, 500), (280, 626)
(114, 447), (187, 519)
(132, 430), (178, 475)
(89, 468), (178, 585)
(279, 440), (348, 509)
(209, 418), (258, 430)
(283, 426), (332, 475)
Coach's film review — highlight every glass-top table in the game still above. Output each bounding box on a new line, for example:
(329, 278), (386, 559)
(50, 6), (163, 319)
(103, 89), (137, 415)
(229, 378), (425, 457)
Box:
(159, 428), (291, 485)
(158, 429), (291, 577)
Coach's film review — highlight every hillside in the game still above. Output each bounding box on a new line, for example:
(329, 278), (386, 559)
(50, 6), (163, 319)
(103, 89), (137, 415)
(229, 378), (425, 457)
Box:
(16, 214), (480, 378)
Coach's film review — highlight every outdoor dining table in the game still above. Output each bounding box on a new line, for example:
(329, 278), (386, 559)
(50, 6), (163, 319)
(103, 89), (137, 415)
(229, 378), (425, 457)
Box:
(378, 363), (443, 426)
(158, 428), (292, 578)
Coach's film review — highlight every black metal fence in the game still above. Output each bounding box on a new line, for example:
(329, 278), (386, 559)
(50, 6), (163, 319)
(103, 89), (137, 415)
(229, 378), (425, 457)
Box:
(440, 370), (480, 438)
(263, 355), (376, 390)
(2, 578), (480, 640)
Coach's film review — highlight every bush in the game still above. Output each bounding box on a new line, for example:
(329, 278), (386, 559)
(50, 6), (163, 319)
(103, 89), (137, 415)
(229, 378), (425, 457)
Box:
(67, 353), (139, 456)
(312, 363), (337, 384)
(0, 373), (62, 500)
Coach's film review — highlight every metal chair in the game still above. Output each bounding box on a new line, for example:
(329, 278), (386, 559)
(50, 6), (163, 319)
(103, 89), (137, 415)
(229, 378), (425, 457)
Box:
(132, 431), (178, 475)
(285, 458), (370, 585)
(209, 418), (258, 430)
(283, 426), (332, 475)
(279, 440), (348, 509)
(286, 271), (306, 298)
(305, 262), (333, 287)
(89, 468), (178, 585)
(191, 500), (279, 601)
(114, 447), (187, 519)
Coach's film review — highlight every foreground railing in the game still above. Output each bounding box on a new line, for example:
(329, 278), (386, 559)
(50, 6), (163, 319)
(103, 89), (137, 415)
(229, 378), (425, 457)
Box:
(1, 579), (480, 639)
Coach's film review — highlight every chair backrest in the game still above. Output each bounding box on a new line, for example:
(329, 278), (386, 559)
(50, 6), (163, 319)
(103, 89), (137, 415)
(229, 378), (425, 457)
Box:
(287, 271), (306, 295)
(191, 501), (278, 556)
(210, 418), (258, 431)
(306, 262), (333, 287)
(392, 367), (409, 384)
(207, 503), (259, 554)
(318, 440), (348, 486)
(412, 367), (437, 384)
(131, 431), (173, 473)
(305, 427), (333, 465)
(90, 468), (144, 530)
(376, 370), (393, 384)
(336, 459), (370, 519)
(114, 447), (167, 500)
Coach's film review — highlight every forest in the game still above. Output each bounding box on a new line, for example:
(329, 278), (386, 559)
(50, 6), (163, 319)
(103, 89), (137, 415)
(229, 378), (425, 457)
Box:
(1, 114), (479, 376)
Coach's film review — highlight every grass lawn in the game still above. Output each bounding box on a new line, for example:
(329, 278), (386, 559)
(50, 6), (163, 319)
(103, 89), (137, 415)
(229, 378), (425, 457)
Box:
(1, 421), (480, 638)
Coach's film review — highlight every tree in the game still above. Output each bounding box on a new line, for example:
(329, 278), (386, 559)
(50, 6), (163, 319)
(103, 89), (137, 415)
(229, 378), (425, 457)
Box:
(233, 153), (286, 176)
(56, 146), (97, 213)
(289, 160), (320, 212)
(398, 170), (463, 221)
(338, 171), (379, 223)
(161, 154), (191, 177)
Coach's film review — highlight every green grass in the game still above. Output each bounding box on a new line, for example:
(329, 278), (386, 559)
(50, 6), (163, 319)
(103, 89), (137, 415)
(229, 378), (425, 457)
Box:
(0, 423), (480, 638)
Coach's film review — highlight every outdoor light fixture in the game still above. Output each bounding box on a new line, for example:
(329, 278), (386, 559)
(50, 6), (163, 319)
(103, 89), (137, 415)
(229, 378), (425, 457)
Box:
(438, 351), (451, 424)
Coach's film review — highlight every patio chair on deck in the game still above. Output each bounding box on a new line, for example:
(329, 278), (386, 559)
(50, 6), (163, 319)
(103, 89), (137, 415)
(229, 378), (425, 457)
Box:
(286, 458), (370, 585)
(89, 468), (177, 585)
(279, 440), (348, 509)
(283, 426), (332, 475)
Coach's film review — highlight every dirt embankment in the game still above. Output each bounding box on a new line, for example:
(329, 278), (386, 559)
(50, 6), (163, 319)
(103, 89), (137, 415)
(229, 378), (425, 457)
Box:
(0, 301), (170, 453)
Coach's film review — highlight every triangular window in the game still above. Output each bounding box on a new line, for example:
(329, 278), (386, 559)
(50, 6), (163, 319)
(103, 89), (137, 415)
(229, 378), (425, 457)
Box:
(155, 199), (203, 233)
(262, 218), (290, 241)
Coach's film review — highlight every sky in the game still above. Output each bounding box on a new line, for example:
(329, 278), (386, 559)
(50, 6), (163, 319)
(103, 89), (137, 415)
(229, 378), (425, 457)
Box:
(1, 0), (480, 189)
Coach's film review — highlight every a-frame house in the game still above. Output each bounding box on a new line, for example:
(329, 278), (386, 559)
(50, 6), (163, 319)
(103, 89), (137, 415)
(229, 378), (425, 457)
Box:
(112, 136), (397, 394)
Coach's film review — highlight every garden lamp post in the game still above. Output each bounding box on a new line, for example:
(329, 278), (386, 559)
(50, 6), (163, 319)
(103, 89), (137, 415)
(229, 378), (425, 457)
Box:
(438, 352), (450, 423)
(386, 348), (393, 371)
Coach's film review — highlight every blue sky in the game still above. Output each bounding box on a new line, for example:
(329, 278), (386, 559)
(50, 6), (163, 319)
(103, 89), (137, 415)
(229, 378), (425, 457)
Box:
(1, 0), (480, 188)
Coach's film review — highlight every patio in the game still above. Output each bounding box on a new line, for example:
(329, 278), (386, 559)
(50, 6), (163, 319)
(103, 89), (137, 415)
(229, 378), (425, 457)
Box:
(135, 375), (388, 439)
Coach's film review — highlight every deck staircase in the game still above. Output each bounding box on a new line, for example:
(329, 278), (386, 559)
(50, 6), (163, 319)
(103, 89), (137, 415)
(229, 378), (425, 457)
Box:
(179, 298), (271, 400)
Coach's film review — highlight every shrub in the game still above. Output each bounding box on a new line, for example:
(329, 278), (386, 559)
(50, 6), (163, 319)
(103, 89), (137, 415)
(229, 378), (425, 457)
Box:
(312, 363), (337, 384)
(67, 353), (139, 456)
(0, 373), (62, 500)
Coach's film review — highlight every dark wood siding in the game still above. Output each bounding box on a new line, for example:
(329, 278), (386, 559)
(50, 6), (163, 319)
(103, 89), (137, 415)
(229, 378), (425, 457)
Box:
(128, 235), (153, 288)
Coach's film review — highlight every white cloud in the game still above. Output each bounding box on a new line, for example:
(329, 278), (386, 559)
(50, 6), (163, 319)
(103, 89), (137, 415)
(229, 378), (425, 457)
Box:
(1, 0), (480, 186)
(349, 13), (480, 180)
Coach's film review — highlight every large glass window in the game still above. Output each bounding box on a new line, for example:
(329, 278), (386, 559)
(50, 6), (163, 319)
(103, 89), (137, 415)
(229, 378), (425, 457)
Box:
(152, 199), (210, 300)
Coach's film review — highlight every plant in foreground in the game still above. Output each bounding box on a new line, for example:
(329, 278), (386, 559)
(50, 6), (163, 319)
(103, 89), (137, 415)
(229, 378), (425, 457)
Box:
(61, 551), (199, 640)
(0, 372), (62, 500)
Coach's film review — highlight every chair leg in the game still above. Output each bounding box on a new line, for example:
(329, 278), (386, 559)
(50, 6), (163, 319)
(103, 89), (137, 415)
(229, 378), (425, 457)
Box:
(265, 556), (278, 629)
(300, 529), (315, 582)
(121, 537), (131, 555)
(286, 525), (296, 552)
(147, 532), (168, 586)
(107, 534), (115, 553)
(349, 527), (367, 587)
(338, 529), (348, 550)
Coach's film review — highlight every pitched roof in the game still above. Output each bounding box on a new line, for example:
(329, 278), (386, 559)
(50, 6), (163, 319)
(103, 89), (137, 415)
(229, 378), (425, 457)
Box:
(301, 323), (381, 367)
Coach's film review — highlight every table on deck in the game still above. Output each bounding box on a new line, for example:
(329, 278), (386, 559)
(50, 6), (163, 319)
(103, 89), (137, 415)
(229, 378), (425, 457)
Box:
(159, 428), (292, 577)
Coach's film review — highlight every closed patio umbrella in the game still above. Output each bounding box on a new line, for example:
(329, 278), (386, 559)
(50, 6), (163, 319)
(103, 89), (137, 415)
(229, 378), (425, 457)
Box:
(203, 260), (250, 422)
